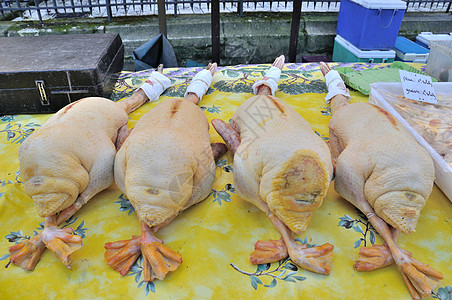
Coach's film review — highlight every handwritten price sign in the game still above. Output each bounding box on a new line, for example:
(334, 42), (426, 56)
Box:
(399, 70), (437, 104)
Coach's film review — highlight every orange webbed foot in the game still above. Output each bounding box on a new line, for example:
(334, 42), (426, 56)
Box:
(105, 236), (141, 276)
(400, 257), (444, 299)
(141, 242), (182, 282)
(7, 233), (46, 271)
(290, 243), (334, 275)
(42, 227), (82, 269)
(354, 244), (412, 271)
(250, 238), (288, 264)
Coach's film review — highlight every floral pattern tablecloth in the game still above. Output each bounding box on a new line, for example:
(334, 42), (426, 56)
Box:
(0, 62), (451, 300)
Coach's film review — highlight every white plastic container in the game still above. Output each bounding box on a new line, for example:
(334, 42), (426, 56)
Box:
(416, 32), (452, 49)
(369, 82), (452, 202)
(426, 41), (452, 82)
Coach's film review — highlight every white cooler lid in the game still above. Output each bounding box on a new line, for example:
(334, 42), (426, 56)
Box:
(349, 0), (407, 9)
(416, 32), (452, 46)
(335, 35), (396, 58)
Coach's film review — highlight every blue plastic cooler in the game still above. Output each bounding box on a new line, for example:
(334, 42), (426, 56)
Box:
(394, 36), (429, 63)
(337, 0), (407, 50)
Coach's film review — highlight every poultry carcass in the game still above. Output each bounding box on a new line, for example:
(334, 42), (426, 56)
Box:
(319, 62), (444, 299)
(104, 63), (227, 282)
(8, 65), (171, 271)
(212, 55), (334, 275)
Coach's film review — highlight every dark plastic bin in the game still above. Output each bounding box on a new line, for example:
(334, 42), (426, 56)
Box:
(301, 56), (332, 63)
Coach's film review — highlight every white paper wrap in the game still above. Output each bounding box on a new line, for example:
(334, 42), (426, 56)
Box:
(252, 66), (281, 96)
(184, 69), (213, 100)
(324, 70), (350, 104)
(139, 71), (171, 102)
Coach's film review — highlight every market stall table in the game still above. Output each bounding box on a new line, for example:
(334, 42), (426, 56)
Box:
(0, 62), (450, 299)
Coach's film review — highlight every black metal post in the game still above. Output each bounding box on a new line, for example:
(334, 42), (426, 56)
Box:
(34, 0), (43, 24)
(70, 0), (75, 14)
(17, 2), (22, 16)
(158, 0), (167, 36)
(16, 0), (22, 17)
(105, 0), (112, 21)
(211, 0), (220, 64)
(288, 0), (302, 62)
(52, 0), (58, 15)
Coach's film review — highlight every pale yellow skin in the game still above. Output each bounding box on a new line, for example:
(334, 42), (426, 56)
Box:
(114, 98), (215, 228)
(12, 87), (148, 271)
(321, 59), (442, 298)
(19, 97), (130, 218)
(232, 94), (333, 234)
(328, 102), (435, 234)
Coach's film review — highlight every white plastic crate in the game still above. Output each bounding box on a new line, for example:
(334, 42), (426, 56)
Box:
(369, 82), (452, 202)
(416, 32), (452, 49)
(426, 41), (452, 82)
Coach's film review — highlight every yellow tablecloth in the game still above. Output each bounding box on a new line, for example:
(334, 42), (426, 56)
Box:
(0, 62), (451, 299)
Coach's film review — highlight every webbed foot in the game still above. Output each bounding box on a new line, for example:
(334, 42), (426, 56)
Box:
(106, 222), (183, 281)
(354, 243), (411, 271)
(250, 238), (288, 264)
(399, 257), (444, 299)
(264, 213), (334, 275)
(289, 243), (334, 275)
(104, 236), (141, 275)
(363, 213), (444, 299)
(141, 241), (183, 281)
(42, 226), (82, 269)
(7, 233), (46, 271)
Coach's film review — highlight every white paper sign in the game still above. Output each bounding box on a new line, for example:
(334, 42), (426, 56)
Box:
(399, 70), (437, 104)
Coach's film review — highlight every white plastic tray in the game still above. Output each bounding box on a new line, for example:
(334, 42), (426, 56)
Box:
(395, 50), (429, 63)
(369, 82), (452, 202)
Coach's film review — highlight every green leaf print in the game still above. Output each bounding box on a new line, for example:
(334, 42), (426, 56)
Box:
(338, 209), (378, 248)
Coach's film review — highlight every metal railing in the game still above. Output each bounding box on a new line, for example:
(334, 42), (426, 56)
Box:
(1, 0), (451, 23)
(1, 0), (451, 63)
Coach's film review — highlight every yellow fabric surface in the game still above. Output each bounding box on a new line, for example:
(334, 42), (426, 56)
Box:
(0, 63), (450, 299)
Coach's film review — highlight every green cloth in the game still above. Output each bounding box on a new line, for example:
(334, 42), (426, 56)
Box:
(335, 62), (436, 95)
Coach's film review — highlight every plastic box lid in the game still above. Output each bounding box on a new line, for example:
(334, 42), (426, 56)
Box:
(348, 0), (407, 9)
(335, 35), (396, 58)
(394, 36), (429, 54)
(395, 52), (429, 63)
(416, 32), (452, 47)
